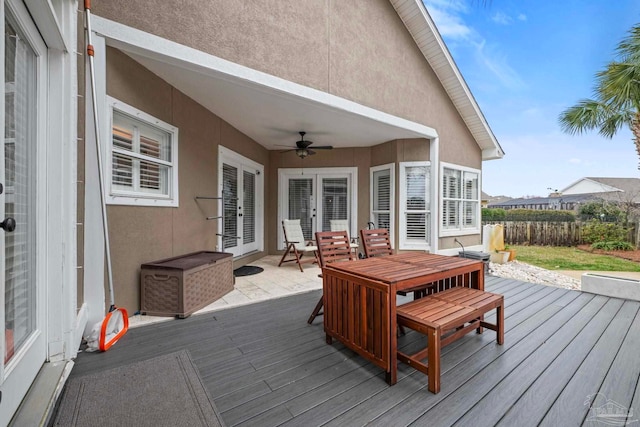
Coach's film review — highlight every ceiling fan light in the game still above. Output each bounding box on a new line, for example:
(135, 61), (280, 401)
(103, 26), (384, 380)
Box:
(296, 148), (308, 159)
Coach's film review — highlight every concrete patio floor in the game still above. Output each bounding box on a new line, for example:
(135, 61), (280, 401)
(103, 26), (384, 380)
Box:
(129, 255), (323, 328)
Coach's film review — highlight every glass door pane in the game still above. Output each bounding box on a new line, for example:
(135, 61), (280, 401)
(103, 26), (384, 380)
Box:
(320, 177), (348, 231)
(4, 11), (37, 365)
(242, 170), (255, 245)
(222, 164), (238, 251)
(287, 178), (314, 240)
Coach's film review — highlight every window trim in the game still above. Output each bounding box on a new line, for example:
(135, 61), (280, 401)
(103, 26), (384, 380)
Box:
(369, 163), (395, 248)
(440, 162), (481, 237)
(399, 161), (431, 250)
(105, 96), (179, 207)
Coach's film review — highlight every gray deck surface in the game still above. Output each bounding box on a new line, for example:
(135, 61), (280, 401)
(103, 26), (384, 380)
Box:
(66, 277), (640, 427)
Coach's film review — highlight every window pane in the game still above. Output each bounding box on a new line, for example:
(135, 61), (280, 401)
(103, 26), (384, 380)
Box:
(443, 168), (461, 199)
(442, 200), (459, 228)
(464, 201), (478, 228)
(464, 172), (478, 200)
(139, 160), (168, 194)
(373, 169), (390, 211)
(406, 166), (427, 210)
(374, 213), (390, 229)
(321, 178), (348, 231)
(112, 123), (133, 152)
(112, 152), (133, 189)
(406, 213), (426, 240)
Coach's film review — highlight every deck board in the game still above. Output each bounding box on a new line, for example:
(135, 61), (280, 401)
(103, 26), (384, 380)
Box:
(64, 277), (640, 427)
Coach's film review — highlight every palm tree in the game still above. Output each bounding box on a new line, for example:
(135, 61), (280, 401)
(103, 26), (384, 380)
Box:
(559, 24), (640, 168)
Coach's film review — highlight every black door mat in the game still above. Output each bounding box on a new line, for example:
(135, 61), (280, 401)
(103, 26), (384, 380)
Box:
(233, 266), (264, 277)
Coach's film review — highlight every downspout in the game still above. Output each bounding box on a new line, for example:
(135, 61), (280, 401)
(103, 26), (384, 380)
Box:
(430, 137), (439, 253)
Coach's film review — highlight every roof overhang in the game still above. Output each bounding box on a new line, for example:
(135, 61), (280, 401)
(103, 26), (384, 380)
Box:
(389, 0), (504, 160)
(91, 16), (438, 151)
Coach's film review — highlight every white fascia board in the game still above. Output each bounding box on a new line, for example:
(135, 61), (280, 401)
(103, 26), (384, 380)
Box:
(390, 0), (504, 160)
(90, 15), (438, 140)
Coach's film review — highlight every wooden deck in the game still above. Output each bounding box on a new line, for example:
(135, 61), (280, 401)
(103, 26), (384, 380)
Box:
(66, 277), (640, 426)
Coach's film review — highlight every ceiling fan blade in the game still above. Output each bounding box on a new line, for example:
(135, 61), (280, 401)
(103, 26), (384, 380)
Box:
(307, 149), (317, 155)
(279, 149), (296, 153)
(311, 145), (333, 150)
(296, 140), (313, 149)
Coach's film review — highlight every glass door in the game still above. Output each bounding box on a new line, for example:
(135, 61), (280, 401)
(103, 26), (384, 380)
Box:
(219, 148), (263, 257)
(279, 168), (356, 248)
(286, 177), (315, 240)
(0, 3), (46, 423)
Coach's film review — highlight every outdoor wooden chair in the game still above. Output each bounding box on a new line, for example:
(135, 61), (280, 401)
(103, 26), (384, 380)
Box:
(396, 286), (504, 393)
(360, 227), (424, 303)
(330, 219), (359, 255)
(308, 230), (355, 324)
(359, 228), (393, 258)
(278, 219), (319, 272)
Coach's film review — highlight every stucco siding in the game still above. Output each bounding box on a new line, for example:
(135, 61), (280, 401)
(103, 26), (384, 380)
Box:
(92, 0), (481, 165)
(105, 48), (270, 313)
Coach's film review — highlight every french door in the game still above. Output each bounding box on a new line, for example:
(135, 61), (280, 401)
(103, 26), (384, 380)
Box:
(279, 168), (357, 247)
(218, 147), (263, 257)
(0, 2), (47, 423)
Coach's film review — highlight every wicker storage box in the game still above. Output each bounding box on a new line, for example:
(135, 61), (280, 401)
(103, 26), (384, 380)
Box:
(141, 251), (233, 318)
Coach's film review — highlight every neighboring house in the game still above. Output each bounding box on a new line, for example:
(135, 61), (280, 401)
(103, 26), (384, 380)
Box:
(488, 193), (601, 211)
(488, 177), (640, 211)
(482, 192), (512, 208)
(561, 177), (640, 203)
(0, 1), (503, 423)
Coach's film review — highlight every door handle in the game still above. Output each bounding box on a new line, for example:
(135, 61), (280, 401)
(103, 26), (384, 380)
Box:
(0, 217), (16, 232)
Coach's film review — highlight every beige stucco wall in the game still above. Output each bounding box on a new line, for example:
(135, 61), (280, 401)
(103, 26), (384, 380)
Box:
(92, 0), (481, 170)
(104, 48), (270, 313)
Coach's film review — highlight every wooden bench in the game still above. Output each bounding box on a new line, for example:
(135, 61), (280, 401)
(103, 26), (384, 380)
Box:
(396, 286), (504, 393)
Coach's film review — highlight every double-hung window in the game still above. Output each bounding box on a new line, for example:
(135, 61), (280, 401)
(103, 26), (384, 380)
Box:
(441, 163), (480, 235)
(370, 163), (395, 232)
(107, 97), (178, 207)
(399, 162), (430, 249)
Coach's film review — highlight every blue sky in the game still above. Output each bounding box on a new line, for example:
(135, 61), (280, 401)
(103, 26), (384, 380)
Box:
(423, 0), (640, 197)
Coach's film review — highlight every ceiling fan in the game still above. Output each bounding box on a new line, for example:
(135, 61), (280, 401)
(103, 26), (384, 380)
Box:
(280, 131), (333, 159)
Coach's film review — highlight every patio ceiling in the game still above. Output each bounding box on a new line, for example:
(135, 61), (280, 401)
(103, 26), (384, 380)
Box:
(93, 16), (438, 152)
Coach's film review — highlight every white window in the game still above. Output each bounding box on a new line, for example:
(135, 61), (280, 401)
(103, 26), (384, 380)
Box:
(399, 162), (430, 250)
(106, 97), (178, 206)
(370, 163), (395, 244)
(441, 163), (480, 235)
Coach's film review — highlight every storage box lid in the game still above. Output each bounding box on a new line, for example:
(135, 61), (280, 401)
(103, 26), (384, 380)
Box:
(142, 251), (232, 271)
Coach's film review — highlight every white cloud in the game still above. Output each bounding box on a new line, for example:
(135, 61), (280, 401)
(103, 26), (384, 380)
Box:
(492, 12), (513, 25)
(569, 158), (582, 164)
(518, 14), (527, 21)
(423, 0), (525, 90)
(427, 6), (472, 40)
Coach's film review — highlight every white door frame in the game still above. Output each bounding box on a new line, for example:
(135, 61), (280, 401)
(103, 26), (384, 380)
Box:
(277, 167), (358, 250)
(0, 1), (49, 423)
(217, 146), (264, 257)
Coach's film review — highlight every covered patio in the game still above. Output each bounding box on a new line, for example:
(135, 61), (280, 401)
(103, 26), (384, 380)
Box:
(61, 260), (640, 427)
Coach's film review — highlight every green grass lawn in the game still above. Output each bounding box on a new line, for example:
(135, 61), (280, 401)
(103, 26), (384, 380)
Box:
(511, 245), (640, 272)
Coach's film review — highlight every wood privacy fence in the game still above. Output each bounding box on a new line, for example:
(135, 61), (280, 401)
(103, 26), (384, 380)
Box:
(482, 221), (638, 247)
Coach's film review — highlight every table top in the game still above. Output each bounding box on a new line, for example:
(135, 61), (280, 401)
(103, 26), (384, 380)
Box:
(324, 252), (483, 285)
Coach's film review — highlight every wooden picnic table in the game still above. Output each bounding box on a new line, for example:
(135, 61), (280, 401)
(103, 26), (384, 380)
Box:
(321, 252), (484, 384)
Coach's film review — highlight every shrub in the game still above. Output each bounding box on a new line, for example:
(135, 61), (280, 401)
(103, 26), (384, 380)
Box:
(578, 201), (625, 223)
(482, 208), (506, 221)
(591, 241), (635, 251)
(582, 219), (629, 244)
(482, 208), (575, 222)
